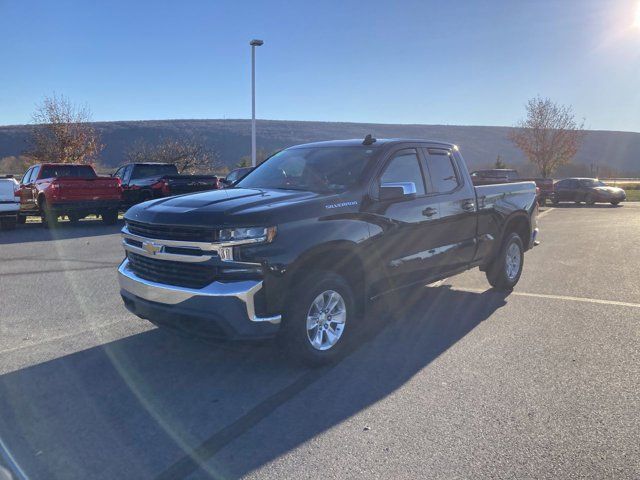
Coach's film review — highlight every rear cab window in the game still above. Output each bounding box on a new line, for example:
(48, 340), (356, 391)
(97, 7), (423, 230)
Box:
(423, 149), (460, 193)
(39, 165), (97, 179)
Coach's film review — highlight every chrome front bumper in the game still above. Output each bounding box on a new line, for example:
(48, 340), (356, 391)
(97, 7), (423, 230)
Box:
(118, 258), (281, 325)
(531, 227), (540, 247)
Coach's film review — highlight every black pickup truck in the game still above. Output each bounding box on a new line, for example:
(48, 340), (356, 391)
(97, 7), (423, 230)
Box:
(113, 163), (220, 207)
(118, 137), (538, 364)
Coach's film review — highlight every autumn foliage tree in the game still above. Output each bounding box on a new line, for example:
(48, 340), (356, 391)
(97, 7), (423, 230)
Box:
(125, 137), (219, 174)
(29, 94), (103, 164)
(509, 96), (585, 178)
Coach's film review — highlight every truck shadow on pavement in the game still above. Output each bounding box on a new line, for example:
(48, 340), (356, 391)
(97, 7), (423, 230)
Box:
(0, 219), (124, 245)
(0, 285), (508, 479)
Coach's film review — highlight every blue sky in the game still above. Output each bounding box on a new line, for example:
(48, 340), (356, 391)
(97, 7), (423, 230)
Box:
(1, 0), (640, 131)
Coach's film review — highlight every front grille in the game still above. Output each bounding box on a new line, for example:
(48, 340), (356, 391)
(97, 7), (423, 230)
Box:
(127, 220), (217, 242)
(127, 252), (217, 289)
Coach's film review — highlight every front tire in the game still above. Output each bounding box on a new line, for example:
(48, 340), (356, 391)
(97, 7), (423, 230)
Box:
(280, 271), (357, 366)
(485, 232), (524, 291)
(610, 200), (620, 206)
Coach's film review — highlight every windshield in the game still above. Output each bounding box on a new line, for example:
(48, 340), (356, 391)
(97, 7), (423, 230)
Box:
(579, 179), (606, 187)
(39, 165), (97, 179)
(131, 164), (178, 179)
(236, 146), (375, 192)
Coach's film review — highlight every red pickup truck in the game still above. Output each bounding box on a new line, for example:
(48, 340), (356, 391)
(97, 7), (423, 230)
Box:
(18, 163), (122, 227)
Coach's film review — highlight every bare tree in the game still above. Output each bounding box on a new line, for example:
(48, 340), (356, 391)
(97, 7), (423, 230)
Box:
(494, 155), (506, 169)
(29, 94), (103, 164)
(125, 137), (219, 174)
(509, 96), (585, 178)
(237, 148), (274, 168)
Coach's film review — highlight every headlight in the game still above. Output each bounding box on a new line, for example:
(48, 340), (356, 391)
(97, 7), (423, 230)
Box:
(219, 226), (277, 243)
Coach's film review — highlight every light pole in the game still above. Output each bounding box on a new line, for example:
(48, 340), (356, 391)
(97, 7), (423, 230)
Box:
(250, 39), (264, 167)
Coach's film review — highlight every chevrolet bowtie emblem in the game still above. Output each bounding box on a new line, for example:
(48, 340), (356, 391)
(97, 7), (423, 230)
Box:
(142, 241), (162, 255)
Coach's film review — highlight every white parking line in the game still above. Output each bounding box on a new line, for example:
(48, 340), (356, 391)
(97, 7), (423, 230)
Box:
(453, 287), (640, 310)
(538, 207), (555, 219)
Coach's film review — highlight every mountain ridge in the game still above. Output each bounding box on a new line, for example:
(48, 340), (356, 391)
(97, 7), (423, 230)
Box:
(1, 119), (638, 174)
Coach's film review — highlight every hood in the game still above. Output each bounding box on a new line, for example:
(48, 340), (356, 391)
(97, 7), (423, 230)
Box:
(124, 187), (340, 227)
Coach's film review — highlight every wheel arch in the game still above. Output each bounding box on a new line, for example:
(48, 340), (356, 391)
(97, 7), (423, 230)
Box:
(501, 211), (531, 250)
(284, 241), (367, 316)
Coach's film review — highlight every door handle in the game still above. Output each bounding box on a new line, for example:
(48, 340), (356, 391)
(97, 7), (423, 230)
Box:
(422, 207), (437, 217)
(462, 199), (475, 211)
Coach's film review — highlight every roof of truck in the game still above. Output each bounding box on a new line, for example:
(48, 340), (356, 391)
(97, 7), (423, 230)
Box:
(288, 138), (456, 149)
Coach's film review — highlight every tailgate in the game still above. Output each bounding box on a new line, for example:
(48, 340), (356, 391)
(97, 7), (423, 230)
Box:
(55, 177), (121, 200)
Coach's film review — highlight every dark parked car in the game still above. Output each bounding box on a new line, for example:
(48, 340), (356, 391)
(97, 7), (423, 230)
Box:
(553, 178), (626, 205)
(221, 167), (254, 187)
(118, 137), (539, 365)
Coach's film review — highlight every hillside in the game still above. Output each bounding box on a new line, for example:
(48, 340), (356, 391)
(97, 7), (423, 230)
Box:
(1, 119), (639, 174)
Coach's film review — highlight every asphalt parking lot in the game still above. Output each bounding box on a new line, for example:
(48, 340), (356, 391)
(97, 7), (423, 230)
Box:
(0, 204), (638, 480)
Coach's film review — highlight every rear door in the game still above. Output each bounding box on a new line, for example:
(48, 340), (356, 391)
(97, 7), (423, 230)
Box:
(422, 148), (477, 273)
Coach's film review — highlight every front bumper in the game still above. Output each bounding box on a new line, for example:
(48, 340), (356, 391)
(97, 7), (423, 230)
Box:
(118, 259), (281, 340)
(530, 227), (540, 247)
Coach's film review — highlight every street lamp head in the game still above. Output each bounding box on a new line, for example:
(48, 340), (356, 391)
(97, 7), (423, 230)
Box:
(250, 39), (264, 47)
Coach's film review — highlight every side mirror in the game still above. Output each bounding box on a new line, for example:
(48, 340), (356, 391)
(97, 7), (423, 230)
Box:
(379, 182), (417, 201)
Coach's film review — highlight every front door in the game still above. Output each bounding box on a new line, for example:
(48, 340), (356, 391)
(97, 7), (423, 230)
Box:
(19, 166), (38, 213)
(363, 147), (442, 295)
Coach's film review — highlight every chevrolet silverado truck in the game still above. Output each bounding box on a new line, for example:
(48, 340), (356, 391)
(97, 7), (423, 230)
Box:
(113, 163), (220, 207)
(18, 163), (122, 227)
(0, 175), (20, 230)
(118, 137), (539, 364)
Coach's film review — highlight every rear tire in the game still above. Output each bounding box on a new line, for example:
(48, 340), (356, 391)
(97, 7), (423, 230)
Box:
(485, 232), (524, 291)
(279, 271), (358, 366)
(67, 213), (83, 223)
(39, 199), (59, 228)
(17, 215), (26, 224)
(101, 210), (118, 225)
(0, 217), (17, 230)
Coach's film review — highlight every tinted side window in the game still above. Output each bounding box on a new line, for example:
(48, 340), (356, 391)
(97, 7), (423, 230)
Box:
(425, 152), (459, 193)
(380, 150), (426, 195)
